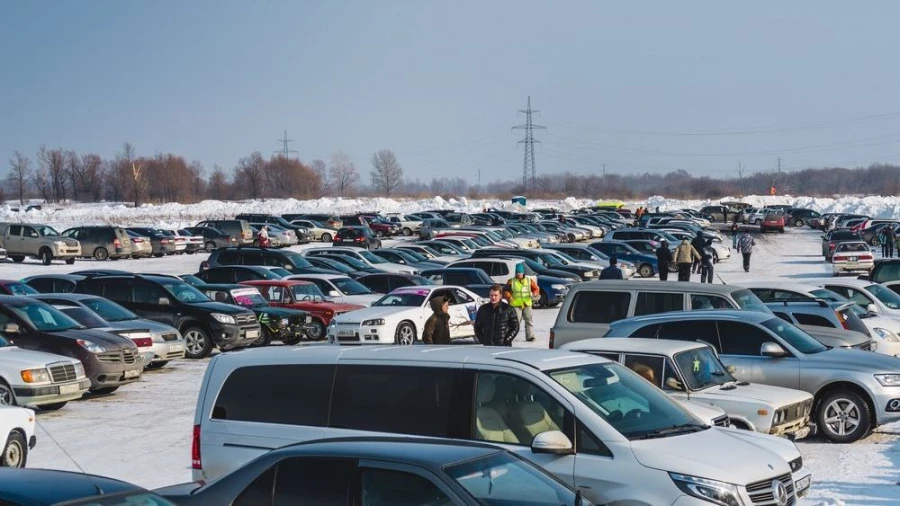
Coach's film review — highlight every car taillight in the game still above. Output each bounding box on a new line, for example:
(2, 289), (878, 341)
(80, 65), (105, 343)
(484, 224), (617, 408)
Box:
(829, 242), (836, 250)
(132, 337), (153, 348)
(161, 239), (169, 244)
(835, 310), (849, 330)
(549, 329), (555, 349)
(357, 237), (364, 242)
(192, 424), (202, 469)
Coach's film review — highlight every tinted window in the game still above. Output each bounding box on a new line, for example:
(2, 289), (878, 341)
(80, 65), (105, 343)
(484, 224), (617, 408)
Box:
(234, 467), (275, 506)
(568, 291), (631, 324)
(656, 321), (720, 351)
(213, 365), (334, 426)
(8, 225), (22, 236)
(628, 323), (660, 338)
(216, 250), (240, 265)
(201, 269), (233, 284)
(634, 292), (684, 316)
(731, 289), (772, 313)
(577, 423), (612, 457)
(360, 468), (451, 506)
(134, 283), (168, 304)
(273, 458), (354, 506)
(330, 366), (454, 437)
(25, 278), (55, 293)
(793, 313), (833, 327)
(716, 321), (771, 356)
(759, 318), (827, 354)
(101, 282), (132, 302)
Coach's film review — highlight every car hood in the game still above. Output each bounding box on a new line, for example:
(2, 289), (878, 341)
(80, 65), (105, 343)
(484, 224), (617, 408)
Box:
(0, 346), (80, 368)
(336, 294), (382, 306)
(334, 305), (420, 323)
(188, 301), (255, 315)
(52, 328), (138, 350)
(631, 427), (794, 485)
(696, 382), (812, 407)
(800, 325), (871, 347)
(254, 306), (310, 318)
(677, 399), (725, 423)
(808, 347), (900, 372)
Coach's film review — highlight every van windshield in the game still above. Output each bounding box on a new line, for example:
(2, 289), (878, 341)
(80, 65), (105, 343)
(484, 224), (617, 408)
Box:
(866, 284), (900, 309)
(759, 318), (827, 354)
(547, 362), (705, 440)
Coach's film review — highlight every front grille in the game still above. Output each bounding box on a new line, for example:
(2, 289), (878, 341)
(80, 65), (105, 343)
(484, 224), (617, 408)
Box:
(747, 473), (795, 505)
(97, 350), (137, 364)
(782, 400), (813, 422)
(97, 352), (121, 363)
(712, 415), (730, 427)
(235, 313), (256, 325)
(49, 363), (77, 383)
(337, 334), (359, 342)
(161, 333), (179, 342)
(123, 349), (136, 364)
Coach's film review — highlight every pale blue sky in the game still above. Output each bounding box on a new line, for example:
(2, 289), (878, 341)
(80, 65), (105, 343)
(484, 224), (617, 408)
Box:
(3, 1), (900, 182)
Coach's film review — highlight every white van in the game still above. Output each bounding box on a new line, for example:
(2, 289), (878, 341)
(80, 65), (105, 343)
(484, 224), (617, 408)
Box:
(192, 345), (810, 505)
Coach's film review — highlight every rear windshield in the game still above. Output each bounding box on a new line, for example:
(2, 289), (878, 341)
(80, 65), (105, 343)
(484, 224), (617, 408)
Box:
(731, 289), (772, 314)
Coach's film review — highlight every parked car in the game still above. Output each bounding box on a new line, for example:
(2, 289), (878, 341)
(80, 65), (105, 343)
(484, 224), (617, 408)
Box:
(22, 274), (86, 294)
(289, 219), (335, 242)
(196, 219), (254, 245)
(759, 213), (786, 233)
(240, 280), (364, 340)
(333, 226), (382, 250)
(0, 222), (81, 265)
(589, 241), (659, 278)
(355, 272), (434, 294)
(0, 468), (176, 504)
(0, 295), (142, 394)
(384, 213), (423, 236)
(194, 265), (283, 284)
(309, 254), (383, 276)
(303, 247), (416, 274)
(860, 257), (900, 284)
(562, 338), (814, 439)
(471, 248), (599, 280)
(190, 345), (810, 505)
(61, 225), (133, 260)
(831, 241), (875, 276)
(0, 280), (39, 296)
(282, 213), (341, 229)
(605, 310), (900, 442)
(195, 284), (313, 346)
(200, 247), (333, 274)
(821, 229), (863, 261)
(0, 332), (89, 410)
(285, 274), (381, 306)
(764, 299), (873, 348)
(156, 228), (186, 253)
(126, 227), (177, 257)
(371, 248), (444, 270)
(29, 293), (185, 368)
(75, 274), (260, 359)
(0, 406), (35, 467)
(419, 267), (495, 295)
(124, 230), (153, 258)
(234, 213), (310, 243)
(183, 226), (238, 251)
(787, 208), (822, 227)
(158, 437), (589, 506)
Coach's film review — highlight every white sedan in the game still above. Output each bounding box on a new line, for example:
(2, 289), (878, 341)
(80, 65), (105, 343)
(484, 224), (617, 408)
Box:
(0, 336), (90, 410)
(0, 405), (36, 467)
(832, 241), (875, 276)
(327, 285), (485, 345)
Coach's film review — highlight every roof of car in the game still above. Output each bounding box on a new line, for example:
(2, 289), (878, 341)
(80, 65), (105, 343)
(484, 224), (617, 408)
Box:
(804, 277), (877, 288)
(0, 468), (140, 505)
(562, 337), (707, 355)
(286, 273), (347, 280)
(240, 279), (314, 287)
(610, 309), (773, 326)
(736, 280), (824, 293)
(22, 273), (86, 282)
(30, 293), (100, 302)
(568, 280), (742, 295)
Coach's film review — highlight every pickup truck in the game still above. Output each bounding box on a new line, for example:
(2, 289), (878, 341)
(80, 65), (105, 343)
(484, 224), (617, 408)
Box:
(0, 223), (81, 265)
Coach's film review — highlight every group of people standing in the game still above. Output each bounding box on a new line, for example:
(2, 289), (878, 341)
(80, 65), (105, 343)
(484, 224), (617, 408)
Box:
(878, 225), (897, 258)
(654, 233), (717, 283)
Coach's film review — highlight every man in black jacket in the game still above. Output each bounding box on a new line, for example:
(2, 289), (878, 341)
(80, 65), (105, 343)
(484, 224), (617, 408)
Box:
(474, 285), (520, 346)
(656, 239), (673, 281)
(691, 232), (706, 274)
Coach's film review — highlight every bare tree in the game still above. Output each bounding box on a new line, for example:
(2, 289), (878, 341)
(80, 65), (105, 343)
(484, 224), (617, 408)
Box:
(310, 159), (331, 197)
(233, 152), (267, 199)
(370, 149), (403, 196)
(131, 161), (148, 206)
(37, 146), (67, 202)
(7, 151), (32, 204)
(330, 151), (359, 197)
(206, 165), (231, 199)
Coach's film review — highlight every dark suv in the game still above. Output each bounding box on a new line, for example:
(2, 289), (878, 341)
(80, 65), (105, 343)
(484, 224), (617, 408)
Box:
(333, 226), (382, 250)
(339, 215), (397, 237)
(234, 214), (310, 243)
(199, 247), (334, 274)
(74, 274), (260, 359)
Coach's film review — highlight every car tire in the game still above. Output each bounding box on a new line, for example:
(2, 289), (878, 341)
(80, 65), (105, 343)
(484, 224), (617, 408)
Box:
(281, 333), (302, 346)
(40, 248), (52, 265)
(306, 320), (326, 341)
(713, 251), (719, 264)
(321, 233), (332, 243)
(401, 227), (412, 236)
(870, 236), (879, 246)
(1, 431), (27, 468)
(10, 256), (24, 263)
(183, 326), (213, 359)
(204, 241), (216, 252)
(817, 389), (872, 443)
(94, 247), (109, 261)
(395, 321), (417, 345)
(795, 219), (804, 227)
(38, 402), (67, 411)
(0, 380), (15, 406)
(375, 230), (384, 238)
(754, 219), (762, 226)
(251, 328), (273, 347)
(90, 386), (119, 395)
(638, 263), (654, 278)
(145, 361), (168, 369)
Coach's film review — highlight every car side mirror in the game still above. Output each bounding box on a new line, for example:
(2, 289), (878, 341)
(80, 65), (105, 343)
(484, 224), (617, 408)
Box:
(328, 290), (340, 297)
(867, 303), (879, 313)
(2, 323), (21, 334)
(158, 297), (171, 306)
(760, 342), (787, 358)
(726, 365), (737, 374)
(665, 377), (683, 391)
(531, 430), (573, 455)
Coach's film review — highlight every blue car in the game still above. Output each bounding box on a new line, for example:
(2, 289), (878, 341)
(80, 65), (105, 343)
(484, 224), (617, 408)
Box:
(589, 240), (658, 278)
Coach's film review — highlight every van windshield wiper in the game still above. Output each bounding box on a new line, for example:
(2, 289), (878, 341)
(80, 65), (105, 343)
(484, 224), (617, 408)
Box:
(631, 423), (708, 440)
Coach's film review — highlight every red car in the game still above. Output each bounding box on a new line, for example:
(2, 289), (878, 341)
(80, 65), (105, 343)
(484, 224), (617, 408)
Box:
(240, 280), (363, 340)
(760, 213), (785, 233)
(0, 279), (40, 296)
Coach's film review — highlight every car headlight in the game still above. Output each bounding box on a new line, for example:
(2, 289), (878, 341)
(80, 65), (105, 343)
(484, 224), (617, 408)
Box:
(76, 339), (106, 353)
(669, 473), (741, 506)
(211, 313), (236, 324)
(875, 374), (900, 386)
(873, 328), (900, 342)
(55, 240), (67, 248)
(551, 284), (569, 290)
(20, 368), (51, 384)
(73, 362), (86, 378)
(362, 318), (385, 326)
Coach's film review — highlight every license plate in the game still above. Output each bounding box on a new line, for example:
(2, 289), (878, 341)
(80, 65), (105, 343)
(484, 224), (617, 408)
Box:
(305, 316), (312, 323)
(338, 330), (356, 337)
(795, 476), (811, 494)
(850, 256), (858, 261)
(124, 369), (141, 379)
(246, 330), (259, 339)
(169, 344), (183, 353)
(59, 384), (80, 394)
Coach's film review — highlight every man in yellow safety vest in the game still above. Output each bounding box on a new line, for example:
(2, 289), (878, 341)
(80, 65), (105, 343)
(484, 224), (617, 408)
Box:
(504, 263), (540, 342)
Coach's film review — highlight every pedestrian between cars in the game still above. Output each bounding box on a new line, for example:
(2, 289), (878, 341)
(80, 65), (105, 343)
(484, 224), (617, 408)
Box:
(879, 226), (895, 258)
(600, 255), (624, 280)
(691, 232), (706, 274)
(422, 296), (451, 345)
(737, 230), (756, 272)
(700, 239), (715, 284)
(503, 263), (539, 342)
(656, 239), (673, 281)
(674, 239), (701, 282)
(258, 226), (270, 248)
(474, 285), (519, 346)
(730, 221), (740, 249)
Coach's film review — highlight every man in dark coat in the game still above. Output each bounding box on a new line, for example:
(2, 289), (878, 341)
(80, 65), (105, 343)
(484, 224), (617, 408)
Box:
(700, 239), (716, 284)
(474, 285), (520, 346)
(656, 239), (673, 281)
(691, 232), (706, 274)
(600, 255), (624, 279)
(422, 296), (451, 344)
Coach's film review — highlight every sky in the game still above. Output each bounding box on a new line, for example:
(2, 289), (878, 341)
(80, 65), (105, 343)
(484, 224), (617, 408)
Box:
(3, 1), (900, 184)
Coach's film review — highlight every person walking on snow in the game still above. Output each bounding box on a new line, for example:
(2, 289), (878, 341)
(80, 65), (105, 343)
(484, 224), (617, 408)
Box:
(422, 296), (451, 345)
(737, 230), (756, 273)
(504, 263), (539, 342)
(600, 255), (624, 279)
(730, 220), (740, 249)
(656, 239), (673, 281)
(674, 239), (701, 282)
(474, 285), (519, 346)
(691, 232), (706, 274)
(700, 239), (716, 283)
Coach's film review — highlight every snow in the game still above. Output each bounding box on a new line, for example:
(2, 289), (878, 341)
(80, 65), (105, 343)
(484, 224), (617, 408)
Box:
(4, 199), (898, 504)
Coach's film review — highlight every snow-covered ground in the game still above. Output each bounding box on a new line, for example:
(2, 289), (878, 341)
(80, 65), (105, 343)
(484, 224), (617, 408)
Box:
(8, 223), (900, 504)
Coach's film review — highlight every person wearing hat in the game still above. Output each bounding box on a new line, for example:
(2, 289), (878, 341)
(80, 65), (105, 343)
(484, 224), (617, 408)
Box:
(674, 238), (701, 281)
(504, 263), (539, 342)
(422, 296), (451, 345)
(600, 255), (624, 279)
(656, 239), (673, 281)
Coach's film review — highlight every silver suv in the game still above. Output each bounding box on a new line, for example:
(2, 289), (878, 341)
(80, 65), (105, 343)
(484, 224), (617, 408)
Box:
(605, 310), (900, 443)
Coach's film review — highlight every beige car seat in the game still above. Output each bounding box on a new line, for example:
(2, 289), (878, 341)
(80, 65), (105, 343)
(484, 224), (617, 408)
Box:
(475, 376), (520, 444)
(514, 383), (561, 442)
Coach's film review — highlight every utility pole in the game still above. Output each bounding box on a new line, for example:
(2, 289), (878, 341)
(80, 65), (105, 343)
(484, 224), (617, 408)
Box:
(274, 130), (298, 158)
(737, 161), (745, 196)
(476, 168), (482, 194)
(512, 96), (546, 191)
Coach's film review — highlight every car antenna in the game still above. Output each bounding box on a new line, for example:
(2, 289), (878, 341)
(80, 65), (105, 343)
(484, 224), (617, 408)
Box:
(716, 273), (727, 285)
(34, 418), (89, 474)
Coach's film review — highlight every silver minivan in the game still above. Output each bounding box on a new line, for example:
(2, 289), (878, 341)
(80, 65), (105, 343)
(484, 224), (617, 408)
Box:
(192, 345), (810, 505)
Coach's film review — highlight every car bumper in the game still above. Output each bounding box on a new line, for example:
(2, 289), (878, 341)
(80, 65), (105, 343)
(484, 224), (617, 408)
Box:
(210, 321), (261, 350)
(53, 247), (82, 258)
(794, 468), (813, 498)
(12, 379), (92, 407)
(88, 358), (143, 389)
(770, 419), (814, 441)
(874, 390), (900, 423)
(150, 340), (186, 362)
(832, 262), (873, 274)
(328, 322), (394, 344)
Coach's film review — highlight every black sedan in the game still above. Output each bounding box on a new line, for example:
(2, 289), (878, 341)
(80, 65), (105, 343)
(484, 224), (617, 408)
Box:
(156, 437), (589, 506)
(0, 468), (174, 505)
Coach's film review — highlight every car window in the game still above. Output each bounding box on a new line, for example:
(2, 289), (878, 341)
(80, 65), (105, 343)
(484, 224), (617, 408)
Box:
(633, 292), (684, 317)
(568, 291), (631, 324)
(360, 468), (452, 506)
(730, 289), (772, 313)
(865, 284), (900, 309)
(133, 283), (169, 305)
(656, 321), (720, 351)
(261, 285), (286, 303)
(444, 452), (582, 506)
(201, 269), (233, 284)
(213, 365), (333, 426)
(673, 347), (734, 390)
(473, 372), (566, 447)
(216, 250), (239, 264)
(622, 354), (665, 388)
(759, 318), (827, 354)
(793, 313), (833, 327)
(272, 458), (355, 506)
(838, 287), (875, 307)
(689, 294), (733, 310)
(716, 321), (772, 356)
(24, 278), (54, 293)
(5, 282), (38, 296)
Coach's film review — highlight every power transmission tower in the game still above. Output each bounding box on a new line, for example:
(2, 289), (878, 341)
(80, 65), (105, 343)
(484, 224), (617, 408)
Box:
(512, 96), (546, 191)
(274, 130), (298, 158)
